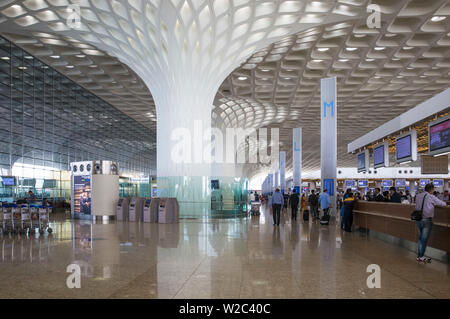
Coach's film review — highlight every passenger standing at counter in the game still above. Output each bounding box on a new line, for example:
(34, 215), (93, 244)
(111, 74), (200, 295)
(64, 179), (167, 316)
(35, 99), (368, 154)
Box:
(382, 191), (390, 202)
(443, 190), (449, 201)
(389, 187), (402, 203)
(374, 188), (384, 202)
(308, 190), (319, 221)
(289, 189), (299, 221)
(269, 188), (284, 226)
(343, 192), (357, 232)
(340, 189), (352, 229)
(415, 184), (447, 263)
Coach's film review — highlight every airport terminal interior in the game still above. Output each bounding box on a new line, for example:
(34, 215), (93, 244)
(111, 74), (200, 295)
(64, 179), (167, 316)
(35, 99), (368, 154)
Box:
(0, 0), (449, 299)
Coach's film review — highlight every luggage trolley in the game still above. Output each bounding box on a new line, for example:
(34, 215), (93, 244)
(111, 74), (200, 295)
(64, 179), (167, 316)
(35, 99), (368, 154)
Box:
(30, 205), (39, 234)
(11, 204), (22, 235)
(37, 206), (52, 235)
(250, 202), (261, 216)
(20, 204), (32, 234)
(2, 204), (13, 235)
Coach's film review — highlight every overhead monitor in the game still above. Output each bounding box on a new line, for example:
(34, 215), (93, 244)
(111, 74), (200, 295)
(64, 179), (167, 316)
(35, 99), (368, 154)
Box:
(211, 180), (220, 190)
(396, 130), (417, 164)
(429, 115), (450, 156)
(373, 142), (389, 168)
(358, 180), (368, 188)
(345, 180), (355, 188)
(419, 179), (430, 188)
(1, 176), (16, 186)
(357, 150), (369, 173)
(382, 180), (393, 187)
(395, 179), (406, 187)
(433, 179), (444, 187)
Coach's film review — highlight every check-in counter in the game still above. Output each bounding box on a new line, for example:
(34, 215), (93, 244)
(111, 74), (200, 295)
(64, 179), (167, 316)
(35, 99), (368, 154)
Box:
(353, 201), (450, 253)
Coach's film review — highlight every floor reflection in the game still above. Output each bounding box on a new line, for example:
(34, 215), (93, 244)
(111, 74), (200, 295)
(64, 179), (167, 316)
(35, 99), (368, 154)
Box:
(0, 207), (448, 299)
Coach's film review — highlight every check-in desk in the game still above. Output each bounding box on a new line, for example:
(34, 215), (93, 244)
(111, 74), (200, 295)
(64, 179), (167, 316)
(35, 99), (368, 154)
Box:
(353, 201), (450, 253)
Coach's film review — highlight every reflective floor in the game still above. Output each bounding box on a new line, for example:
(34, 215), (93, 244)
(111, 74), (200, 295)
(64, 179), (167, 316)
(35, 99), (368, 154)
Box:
(0, 206), (449, 299)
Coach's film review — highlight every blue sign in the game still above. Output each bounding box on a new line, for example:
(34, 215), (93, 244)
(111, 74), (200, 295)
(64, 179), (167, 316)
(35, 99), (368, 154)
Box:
(294, 141), (300, 151)
(382, 180), (393, 187)
(433, 179), (444, 187)
(324, 179), (334, 196)
(420, 179), (430, 188)
(323, 101), (335, 118)
(345, 180), (355, 187)
(395, 179), (406, 187)
(358, 180), (368, 187)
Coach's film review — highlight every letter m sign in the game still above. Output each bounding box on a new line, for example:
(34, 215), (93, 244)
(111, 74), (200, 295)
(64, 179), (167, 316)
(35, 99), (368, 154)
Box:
(323, 101), (334, 118)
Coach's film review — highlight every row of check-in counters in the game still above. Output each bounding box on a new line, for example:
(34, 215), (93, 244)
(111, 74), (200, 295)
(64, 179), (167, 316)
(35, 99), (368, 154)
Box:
(116, 197), (179, 224)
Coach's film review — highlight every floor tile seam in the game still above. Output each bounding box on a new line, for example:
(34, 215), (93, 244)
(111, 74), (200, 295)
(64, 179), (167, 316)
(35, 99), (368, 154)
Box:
(172, 256), (209, 299)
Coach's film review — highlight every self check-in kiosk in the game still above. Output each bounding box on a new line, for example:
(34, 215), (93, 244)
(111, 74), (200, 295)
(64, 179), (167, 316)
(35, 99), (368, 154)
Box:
(143, 198), (159, 223)
(116, 198), (129, 221)
(128, 197), (144, 222)
(158, 198), (179, 224)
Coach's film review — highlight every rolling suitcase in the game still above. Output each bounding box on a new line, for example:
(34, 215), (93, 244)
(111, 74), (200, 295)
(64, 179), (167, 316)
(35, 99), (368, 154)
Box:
(303, 210), (309, 221)
(320, 212), (330, 225)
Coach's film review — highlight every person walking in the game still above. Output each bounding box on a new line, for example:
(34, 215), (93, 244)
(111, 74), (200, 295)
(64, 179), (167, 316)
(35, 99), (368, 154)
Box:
(269, 188), (284, 226)
(308, 190), (319, 221)
(300, 193), (307, 216)
(289, 189), (300, 221)
(414, 183), (447, 263)
(318, 189), (331, 219)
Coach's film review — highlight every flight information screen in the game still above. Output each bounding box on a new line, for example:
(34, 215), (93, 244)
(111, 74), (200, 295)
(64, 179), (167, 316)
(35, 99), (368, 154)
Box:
(430, 119), (450, 153)
(373, 145), (385, 166)
(396, 135), (411, 160)
(357, 153), (366, 171)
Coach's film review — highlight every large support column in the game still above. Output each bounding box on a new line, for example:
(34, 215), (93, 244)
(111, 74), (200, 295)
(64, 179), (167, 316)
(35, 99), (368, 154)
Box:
(275, 169), (279, 191)
(321, 77), (337, 217)
(293, 128), (302, 194)
(280, 152), (286, 194)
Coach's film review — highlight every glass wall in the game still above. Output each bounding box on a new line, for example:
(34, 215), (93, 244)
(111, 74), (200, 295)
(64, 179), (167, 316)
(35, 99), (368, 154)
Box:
(0, 36), (155, 203)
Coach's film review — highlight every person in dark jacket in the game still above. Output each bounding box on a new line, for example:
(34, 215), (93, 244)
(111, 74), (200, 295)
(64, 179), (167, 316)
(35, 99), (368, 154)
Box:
(374, 188), (384, 202)
(289, 189), (300, 221)
(340, 189), (352, 229)
(343, 192), (357, 232)
(389, 187), (402, 203)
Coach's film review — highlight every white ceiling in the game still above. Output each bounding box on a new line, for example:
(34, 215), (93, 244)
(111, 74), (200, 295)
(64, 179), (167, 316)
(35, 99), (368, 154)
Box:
(1, 0), (450, 179)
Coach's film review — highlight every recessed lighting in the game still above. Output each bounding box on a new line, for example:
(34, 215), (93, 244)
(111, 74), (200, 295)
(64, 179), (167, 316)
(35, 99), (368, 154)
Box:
(66, 65), (74, 68)
(318, 48), (329, 52)
(385, 34), (397, 37)
(0, 57), (9, 60)
(392, 58), (400, 61)
(365, 58), (375, 62)
(354, 34), (366, 38)
(431, 16), (446, 22)
(284, 77), (291, 80)
(420, 75), (427, 78)
(50, 55), (60, 59)
(261, 69), (270, 72)
(407, 67), (414, 70)
(374, 47), (385, 51)
(397, 75), (403, 78)
(24, 56), (33, 59)
(312, 59), (323, 62)
(346, 47), (357, 51)
(41, 66), (48, 69)
(75, 54), (86, 58)
(403, 46), (413, 50)
(374, 76), (380, 79)
(18, 66), (27, 70)
(238, 76), (248, 80)
(89, 65), (97, 68)
(339, 59), (349, 62)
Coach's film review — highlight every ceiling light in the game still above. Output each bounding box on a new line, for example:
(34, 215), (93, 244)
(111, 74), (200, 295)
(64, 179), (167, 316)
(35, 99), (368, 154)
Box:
(392, 58), (400, 61)
(261, 69), (270, 72)
(374, 76), (380, 79)
(397, 75), (403, 78)
(24, 56), (33, 59)
(420, 75), (427, 78)
(18, 66), (27, 70)
(385, 34), (396, 37)
(238, 76), (248, 80)
(284, 77), (291, 80)
(407, 67), (414, 70)
(354, 34), (366, 38)
(50, 55), (60, 59)
(318, 48), (329, 52)
(312, 59), (323, 62)
(339, 59), (349, 62)
(89, 65), (97, 68)
(41, 66), (48, 69)
(365, 58), (375, 62)
(374, 47), (385, 51)
(75, 54), (86, 58)
(431, 16), (446, 22)
(346, 47), (357, 51)
(66, 65), (74, 68)
(403, 46), (413, 50)
(0, 57), (9, 60)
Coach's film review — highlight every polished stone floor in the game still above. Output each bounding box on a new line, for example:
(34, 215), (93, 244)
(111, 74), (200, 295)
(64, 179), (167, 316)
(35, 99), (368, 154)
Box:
(0, 206), (449, 299)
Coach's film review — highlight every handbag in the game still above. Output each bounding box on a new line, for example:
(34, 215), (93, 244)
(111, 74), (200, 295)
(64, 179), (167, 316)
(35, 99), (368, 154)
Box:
(411, 194), (427, 221)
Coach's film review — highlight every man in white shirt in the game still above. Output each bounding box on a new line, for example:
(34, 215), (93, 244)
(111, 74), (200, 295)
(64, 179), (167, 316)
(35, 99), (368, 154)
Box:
(414, 184), (447, 263)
